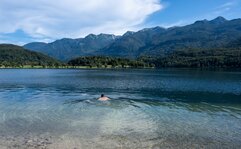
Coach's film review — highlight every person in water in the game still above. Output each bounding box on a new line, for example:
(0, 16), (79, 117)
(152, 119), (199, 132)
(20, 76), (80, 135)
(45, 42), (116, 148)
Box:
(98, 94), (110, 101)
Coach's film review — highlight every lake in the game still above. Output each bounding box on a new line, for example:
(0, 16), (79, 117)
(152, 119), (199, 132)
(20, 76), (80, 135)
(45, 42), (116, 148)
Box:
(0, 69), (241, 149)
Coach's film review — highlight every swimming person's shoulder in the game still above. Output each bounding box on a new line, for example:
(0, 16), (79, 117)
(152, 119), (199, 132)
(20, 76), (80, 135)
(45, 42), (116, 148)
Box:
(98, 94), (111, 101)
(98, 97), (110, 101)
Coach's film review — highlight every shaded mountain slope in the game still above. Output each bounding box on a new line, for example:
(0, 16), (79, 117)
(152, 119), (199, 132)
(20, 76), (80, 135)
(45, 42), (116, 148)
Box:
(0, 44), (61, 67)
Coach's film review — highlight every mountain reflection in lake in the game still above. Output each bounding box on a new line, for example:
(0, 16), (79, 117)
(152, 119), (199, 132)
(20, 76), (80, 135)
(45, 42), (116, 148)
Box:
(0, 69), (241, 149)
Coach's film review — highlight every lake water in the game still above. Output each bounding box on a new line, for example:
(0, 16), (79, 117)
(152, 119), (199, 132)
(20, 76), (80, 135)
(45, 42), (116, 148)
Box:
(0, 69), (241, 149)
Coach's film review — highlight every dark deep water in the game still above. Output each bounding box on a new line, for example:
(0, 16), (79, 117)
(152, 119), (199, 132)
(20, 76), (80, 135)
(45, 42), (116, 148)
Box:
(0, 69), (241, 149)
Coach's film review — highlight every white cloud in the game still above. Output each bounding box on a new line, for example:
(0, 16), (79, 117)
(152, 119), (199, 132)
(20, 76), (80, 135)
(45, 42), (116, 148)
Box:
(158, 20), (187, 28)
(0, 0), (163, 42)
(218, 2), (235, 9)
(213, 1), (236, 16)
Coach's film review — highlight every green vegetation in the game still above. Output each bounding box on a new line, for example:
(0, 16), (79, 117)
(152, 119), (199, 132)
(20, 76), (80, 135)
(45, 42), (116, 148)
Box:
(151, 48), (241, 68)
(67, 47), (241, 68)
(0, 44), (62, 68)
(68, 56), (154, 68)
(1, 44), (241, 69)
(20, 17), (241, 69)
(24, 17), (241, 60)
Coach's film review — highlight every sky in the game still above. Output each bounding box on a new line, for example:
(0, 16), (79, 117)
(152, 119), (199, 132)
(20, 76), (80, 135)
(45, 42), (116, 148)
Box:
(0, 0), (241, 45)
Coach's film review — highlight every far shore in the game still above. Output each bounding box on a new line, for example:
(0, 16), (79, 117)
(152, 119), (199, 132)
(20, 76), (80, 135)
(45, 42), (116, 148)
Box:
(1, 66), (241, 71)
(0, 65), (155, 69)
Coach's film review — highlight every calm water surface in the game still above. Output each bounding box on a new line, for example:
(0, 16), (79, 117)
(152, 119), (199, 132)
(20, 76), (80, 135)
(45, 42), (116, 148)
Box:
(0, 69), (241, 149)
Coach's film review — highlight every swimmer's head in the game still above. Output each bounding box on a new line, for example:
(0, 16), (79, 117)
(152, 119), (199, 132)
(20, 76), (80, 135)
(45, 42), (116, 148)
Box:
(101, 94), (104, 97)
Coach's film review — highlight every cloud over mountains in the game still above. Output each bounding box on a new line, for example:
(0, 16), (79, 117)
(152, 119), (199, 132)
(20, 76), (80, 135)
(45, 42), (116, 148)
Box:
(0, 0), (163, 41)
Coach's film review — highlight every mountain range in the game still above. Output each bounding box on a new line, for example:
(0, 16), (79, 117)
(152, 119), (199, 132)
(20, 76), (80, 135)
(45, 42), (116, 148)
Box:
(24, 34), (119, 61)
(0, 44), (61, 67)
(24, 16), (241, 61)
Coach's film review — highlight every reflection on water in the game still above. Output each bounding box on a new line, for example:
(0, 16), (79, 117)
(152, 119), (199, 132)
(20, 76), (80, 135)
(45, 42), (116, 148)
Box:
(0, 69), (241, 148)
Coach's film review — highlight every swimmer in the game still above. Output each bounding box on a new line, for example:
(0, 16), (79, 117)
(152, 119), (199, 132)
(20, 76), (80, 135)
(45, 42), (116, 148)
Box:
(98, 94), (110, 101)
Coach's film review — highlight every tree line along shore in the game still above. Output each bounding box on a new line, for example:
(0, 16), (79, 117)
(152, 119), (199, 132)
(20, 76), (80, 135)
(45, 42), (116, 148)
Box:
(0, 44), (241, 69)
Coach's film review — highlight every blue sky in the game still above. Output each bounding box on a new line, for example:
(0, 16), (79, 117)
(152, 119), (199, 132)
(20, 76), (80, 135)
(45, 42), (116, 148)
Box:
(147, 0), (241, 27)
(0, 0), (240, 45)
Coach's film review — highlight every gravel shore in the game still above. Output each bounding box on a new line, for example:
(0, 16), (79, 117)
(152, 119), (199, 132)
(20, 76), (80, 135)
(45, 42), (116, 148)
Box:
(1, 133), (241, 149)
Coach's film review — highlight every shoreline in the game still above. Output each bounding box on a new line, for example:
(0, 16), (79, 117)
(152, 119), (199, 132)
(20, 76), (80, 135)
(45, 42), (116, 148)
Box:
(1, 133), (240, 149)
(0, 67), (241, 72)
(0, 65), (155, 69)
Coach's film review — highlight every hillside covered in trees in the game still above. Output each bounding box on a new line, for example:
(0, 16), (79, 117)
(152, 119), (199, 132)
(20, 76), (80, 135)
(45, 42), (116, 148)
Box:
(24, 34), (119, 61)
(24, 17), (241, 61)
(151, 48), (241, 68)
(1, 44), (240, 69)
(0, 44), (62, 68)
(20, 16), (241, 69)
(68, 56), (154, 68)
(67, 47), (241, 68)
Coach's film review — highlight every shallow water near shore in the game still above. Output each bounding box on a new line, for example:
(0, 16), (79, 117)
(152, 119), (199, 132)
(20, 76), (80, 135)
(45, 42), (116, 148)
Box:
(0, 69), (241, 149)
